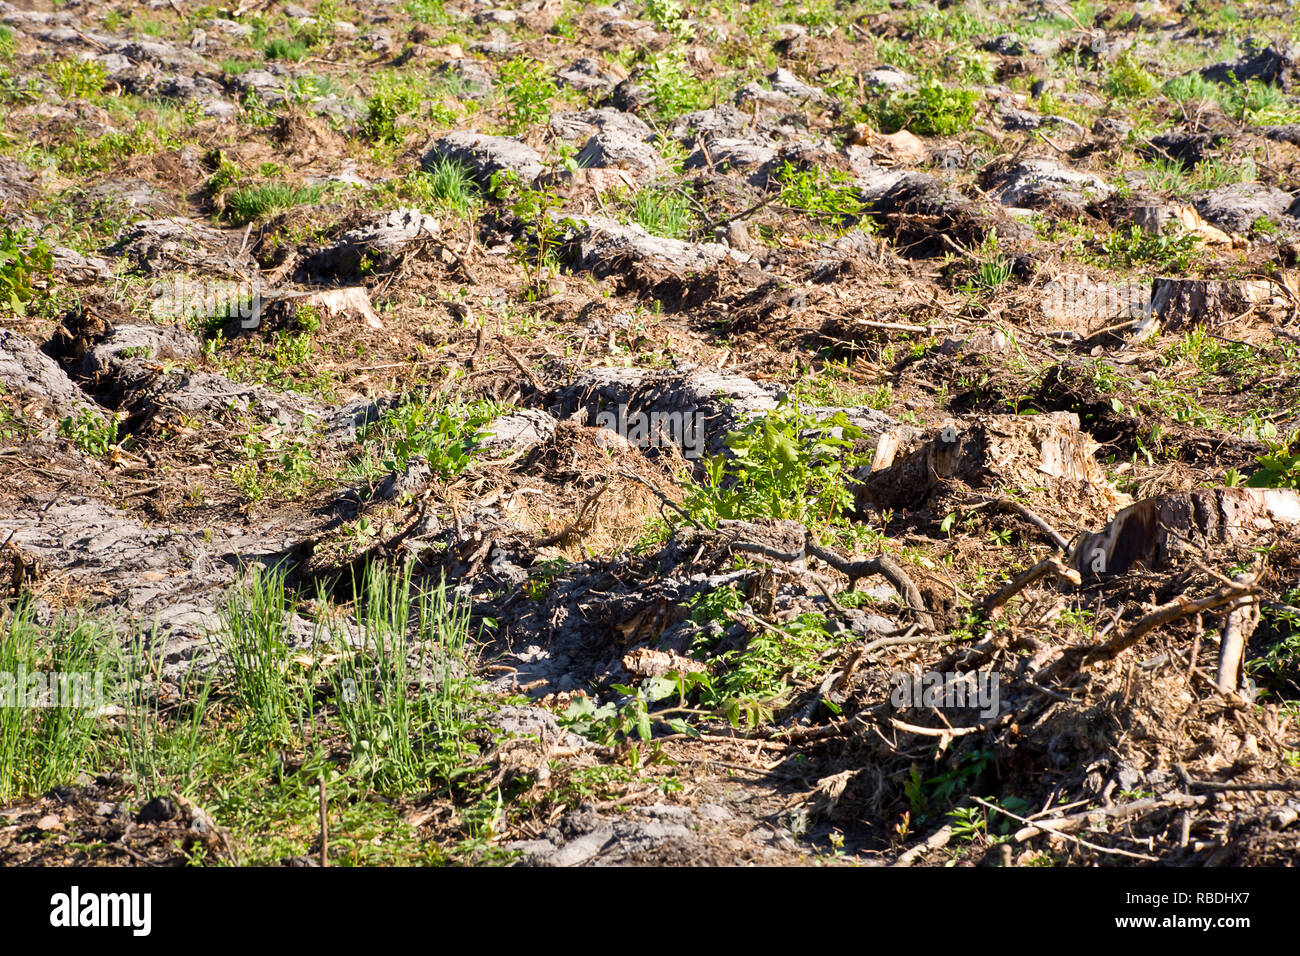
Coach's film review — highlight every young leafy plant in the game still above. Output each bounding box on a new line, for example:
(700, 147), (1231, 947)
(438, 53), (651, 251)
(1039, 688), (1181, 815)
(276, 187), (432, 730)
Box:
(869, 79), (980, 136)
(777, 162), (865, 229)
(0, 227), (53, 314)
(498, 57), (556, 135)
(363, 76), (421, 144)
(354, 394), (506, 483)
(684, 403), (869, 528)
(493, 171), (573, 297)
(1245, 437), (1300, 489)
(46, 58), (107, 99)
(642, 54), (707, 120)
(1101, 225), (1200, 272)
(58, 408), (118, 456)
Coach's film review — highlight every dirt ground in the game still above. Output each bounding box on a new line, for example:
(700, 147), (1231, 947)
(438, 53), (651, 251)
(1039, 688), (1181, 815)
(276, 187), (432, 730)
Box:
(0, 0), (1298, 866)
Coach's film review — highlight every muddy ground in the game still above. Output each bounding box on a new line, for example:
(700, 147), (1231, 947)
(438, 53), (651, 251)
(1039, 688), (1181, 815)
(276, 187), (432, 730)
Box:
(0, 0), (1299, 866)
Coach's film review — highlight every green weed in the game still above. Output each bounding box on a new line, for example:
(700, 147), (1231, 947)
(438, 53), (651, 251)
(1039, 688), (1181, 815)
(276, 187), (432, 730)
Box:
(644, 0), (694, 42)
(353, 394), (506, 483)
(231, 420), (323, 502)
(404, 0), (451, 24)
(362, 76), (421, 144)
(116, 634), (214, 800)
(1100, 225), (1200, 272)
(325, 563), (486, 793)
(684, 403), (869, 528)
(1104, 51), (1160, 100)
(498, 57), (557, 135)
(1245, 436), (1300, 489)
(422, 158), (481, 217)
(58, 408), (119, 456)
(869, 79), (979, 136)
(643, 54), (708, 120)
(264, 37), (309, 62)
(777, 162), (864, 228)
(1248, 586), (1300, 700)
(0, 226), (53, 315)
(959, 232), (1013, 293)
(46, 58), (107, 99)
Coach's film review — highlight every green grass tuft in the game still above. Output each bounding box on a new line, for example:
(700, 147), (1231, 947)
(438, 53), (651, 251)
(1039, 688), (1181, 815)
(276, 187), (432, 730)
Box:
(225, 182), (327, 225)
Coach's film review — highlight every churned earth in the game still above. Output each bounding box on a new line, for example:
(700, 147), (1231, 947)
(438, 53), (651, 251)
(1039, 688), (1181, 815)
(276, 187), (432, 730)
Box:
(0, 0), (1298, 866)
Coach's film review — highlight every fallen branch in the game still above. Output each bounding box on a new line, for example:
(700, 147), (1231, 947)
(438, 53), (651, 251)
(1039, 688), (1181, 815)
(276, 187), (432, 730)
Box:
(727, 607), (806, 644)
(970, 796), (1161, 862)
(981, 556), (1081, 617)
(1175, 764), (1300, 794)
(1011, 793), (1206, 841)
(726, 536), (935, 630)
(433, 236), (479, 284)
(831, 316), (947, 334)
(857, 632), (954, 660)
(499, 339), (547, 393)
(806, 539), (936, 631)
(1083, 574), (1258, 666)
(299, 502), (429, 596)
(1216, 573), (1259, 694)
(892, 823), (955, 867)
(690, 193), (776, 241)
(889, 717), (989, 738)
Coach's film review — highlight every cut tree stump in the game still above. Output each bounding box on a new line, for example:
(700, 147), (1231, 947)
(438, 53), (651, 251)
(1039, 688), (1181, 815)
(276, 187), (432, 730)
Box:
(1147, 277), (1291, 333)
(1071, 487), (1300, 579)
(855, 412), (1126, 519)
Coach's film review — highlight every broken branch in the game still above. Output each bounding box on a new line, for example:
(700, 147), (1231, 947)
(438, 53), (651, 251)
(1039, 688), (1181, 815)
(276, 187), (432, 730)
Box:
(981, 557), (1081, 617)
